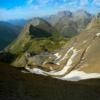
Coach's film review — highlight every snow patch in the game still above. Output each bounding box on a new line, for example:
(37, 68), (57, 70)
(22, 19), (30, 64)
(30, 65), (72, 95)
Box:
(25, 67), (46, 75)
(25, 67), (100, 81)
(43, 61), (48, 65)
(45, 48), (79, 76)
(57, 47), (74, 65)
(83, 40), (87, 44)
(21, 70), (29, 73)
(54, 53), (59, 57)
(54, 53), (61, 60)
(96, 33), (100, 37)
(25, 46), (100, 81)
(59, 70), (100, 81)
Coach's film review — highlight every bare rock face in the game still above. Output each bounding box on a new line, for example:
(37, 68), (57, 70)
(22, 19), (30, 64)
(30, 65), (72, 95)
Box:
(52, 17), (100, 74)
(16, 17), (54, 39)
(26, 52), (55, 68)
(45, 11), (73, 26)
(73, 10), (93, 32)
(45, 10), (92, 37)
(55, 17), (78, 37)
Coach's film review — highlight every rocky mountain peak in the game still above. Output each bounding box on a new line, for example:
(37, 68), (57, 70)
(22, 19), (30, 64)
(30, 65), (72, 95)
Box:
(74, 10), (92, 17)
(57, 10), (72, 17)
(96, 13), (100, 18)
(30, 17), (52, 26)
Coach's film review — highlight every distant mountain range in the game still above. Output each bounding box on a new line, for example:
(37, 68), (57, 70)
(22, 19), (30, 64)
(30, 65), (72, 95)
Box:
(44, 10), (93, 37)
(0, 10), (93, 51)
(7, 19), (27, 27)
(0, 19), (28, 50)
(0, 21), (21, 50)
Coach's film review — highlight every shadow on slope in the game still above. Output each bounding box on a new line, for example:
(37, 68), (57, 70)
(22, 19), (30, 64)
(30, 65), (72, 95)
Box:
(0, 62), (100, 100)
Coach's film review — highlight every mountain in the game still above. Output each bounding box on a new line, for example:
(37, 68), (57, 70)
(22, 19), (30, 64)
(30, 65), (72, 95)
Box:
(73, 10), (93, 31)
(7, 17), (55, 54)
(4, 17), (68, 67)
(54, 17), (78, 37)
(0, 10), (92, 51)
(45, 11), (73, 26)
(7, 19), (28, 27)
(45, 10), (92, 37)
(0, 21), (20, 50)
(0, 11), (99, 81)
(23, 14), (100, 81)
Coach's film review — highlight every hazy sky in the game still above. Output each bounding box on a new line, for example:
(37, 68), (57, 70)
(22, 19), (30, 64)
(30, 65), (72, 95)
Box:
(0, 0), (100, 21)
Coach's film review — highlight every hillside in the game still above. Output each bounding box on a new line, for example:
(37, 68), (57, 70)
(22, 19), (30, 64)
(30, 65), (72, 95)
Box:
(23, 15), (100, 81)
(5, 17), (68, 67)
(55, 17), (78, 37)
(7, 18), (54, 54)
(0, 62), (100, 100)
(0, 11), (100, 81)
(45, 11), (73, 26)
(45, 10), (92, 37)
(73, 10), (92, 31)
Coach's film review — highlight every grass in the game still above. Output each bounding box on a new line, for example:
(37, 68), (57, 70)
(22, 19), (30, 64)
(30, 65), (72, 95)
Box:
(26, 37), (69, 54)
(9, 36), (69, 55)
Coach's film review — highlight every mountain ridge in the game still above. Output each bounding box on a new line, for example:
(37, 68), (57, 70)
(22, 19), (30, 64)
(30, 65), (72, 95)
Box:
(44, 10), (93, 37)
(0, 10), (100, 81)
(24, 15), (100, 81)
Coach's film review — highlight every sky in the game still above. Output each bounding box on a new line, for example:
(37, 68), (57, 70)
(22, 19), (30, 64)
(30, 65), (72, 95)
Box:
(0, 0), (100, 21)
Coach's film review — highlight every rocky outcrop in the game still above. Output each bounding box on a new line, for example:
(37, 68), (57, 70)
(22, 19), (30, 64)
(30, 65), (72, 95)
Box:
(45, 11), (73, 26)
(55, 17), (78, 37)
(73, 10), (93, 32)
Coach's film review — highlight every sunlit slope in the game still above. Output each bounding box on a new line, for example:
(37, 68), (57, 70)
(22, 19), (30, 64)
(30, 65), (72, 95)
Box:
(24, 15), (100, 81)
